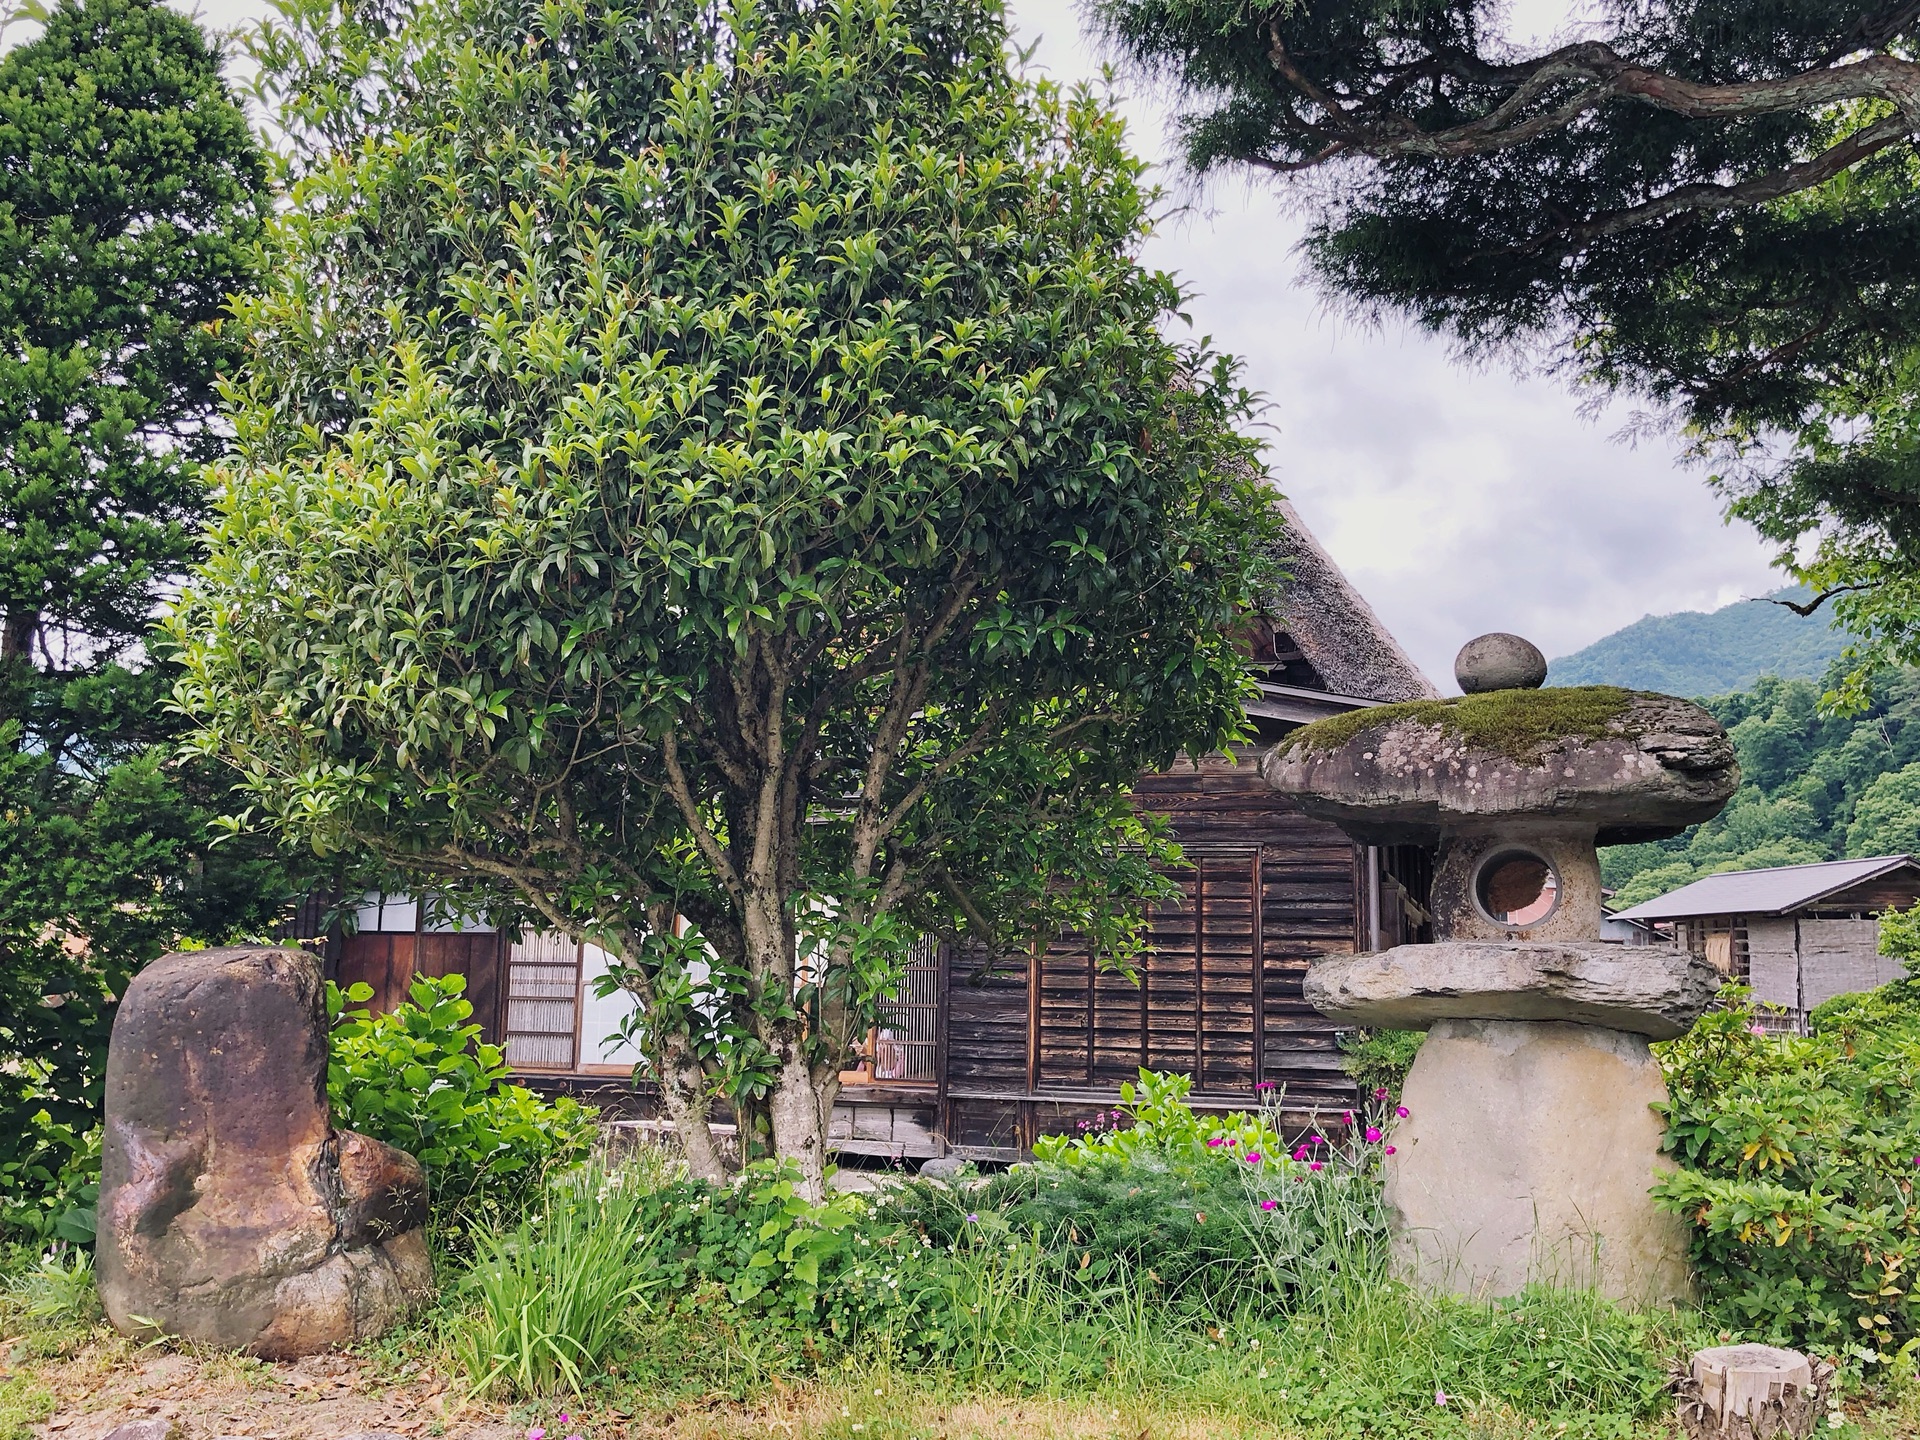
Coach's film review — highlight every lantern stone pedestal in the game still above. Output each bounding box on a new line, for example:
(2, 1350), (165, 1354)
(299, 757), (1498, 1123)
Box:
(1263, 647), (1739, 1303)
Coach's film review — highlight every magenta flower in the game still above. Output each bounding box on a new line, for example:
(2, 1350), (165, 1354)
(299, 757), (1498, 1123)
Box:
(1396, 1105), (1410, 1118)
(1256, 1080), (1276, 1091)
(1227, 1135), (1239, 1146)
(1373, 1087), (1389, 1101)
(1292, 1145), (1310, 1161)
(1365, 1126), (1383, 1143)
(1245, 1150), (1264, 1165)
(1384, 1145), (1396, 1155)
(1206, 1136), (1225, 1148)
(1259, 1199), (1279, 1211)
(1309, 1161), (1323, 1171)
(1341, 1110), (1354, 1125)
(1310, 1134), (1325, 1145)
(528, 1430), (546, 1440)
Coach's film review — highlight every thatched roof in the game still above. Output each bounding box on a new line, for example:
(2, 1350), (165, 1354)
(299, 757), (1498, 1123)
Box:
(1268, 494), (1438, 704)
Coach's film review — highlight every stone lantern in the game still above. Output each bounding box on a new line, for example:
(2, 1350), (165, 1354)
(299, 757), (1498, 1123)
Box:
(1259, 633), (1739, 1303)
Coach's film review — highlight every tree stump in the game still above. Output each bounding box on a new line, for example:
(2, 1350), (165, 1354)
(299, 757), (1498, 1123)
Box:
(1676, 1345), (1830, 1440)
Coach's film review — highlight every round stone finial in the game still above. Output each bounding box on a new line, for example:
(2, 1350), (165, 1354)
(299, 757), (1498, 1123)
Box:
(1456, 633), (1547, 693)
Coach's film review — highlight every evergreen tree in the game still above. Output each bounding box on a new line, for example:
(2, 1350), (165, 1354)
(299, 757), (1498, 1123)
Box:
(0, 0), (288, 1234)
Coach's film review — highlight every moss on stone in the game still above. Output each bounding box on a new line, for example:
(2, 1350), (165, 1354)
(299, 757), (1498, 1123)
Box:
(1278, 686), (1640, 764)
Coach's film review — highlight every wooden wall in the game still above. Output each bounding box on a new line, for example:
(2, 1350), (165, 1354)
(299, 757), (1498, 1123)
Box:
(943, 749), (1364, 1154)
(334, 930), (509, 1048)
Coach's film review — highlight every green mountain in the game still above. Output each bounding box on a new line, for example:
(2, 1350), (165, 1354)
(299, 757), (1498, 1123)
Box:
(1546, 588), (1848, 696)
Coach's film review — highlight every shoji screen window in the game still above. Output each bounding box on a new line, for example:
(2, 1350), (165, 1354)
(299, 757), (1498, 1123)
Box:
(503, 931), (644, 1073)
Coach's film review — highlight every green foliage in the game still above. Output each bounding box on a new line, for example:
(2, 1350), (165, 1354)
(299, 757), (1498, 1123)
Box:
(1340, 1026), (1426, 1101)
(1602, 672), (1920, 906)
(172, 0), (1281, 1178)
(0, 0), (268, 665)
(458, 1087), (1685, 1434)
(326, 975), (596, 1234)
(1280, 687), (1636, 764)
(1652, 983), (1920, 1365)
(1847, 763), (1920, 858)
(1547, 589), (1849, 695)
(0, 0), (284, 1234)
(0, 1118), (98, 1253)
(1030, 1069), (1287, 1172)
(4, 1248), (100, 1327)
(454, 1159), (667, 1397)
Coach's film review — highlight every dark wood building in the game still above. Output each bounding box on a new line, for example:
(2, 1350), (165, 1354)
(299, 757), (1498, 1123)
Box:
(315, 498), (1439, 1160)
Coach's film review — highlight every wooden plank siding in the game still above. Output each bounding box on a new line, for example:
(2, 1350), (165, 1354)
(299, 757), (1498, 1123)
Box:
(942, 748), (1365, 1154)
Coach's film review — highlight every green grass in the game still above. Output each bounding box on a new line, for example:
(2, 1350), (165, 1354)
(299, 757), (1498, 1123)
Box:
(1277, 686), (1639, 763)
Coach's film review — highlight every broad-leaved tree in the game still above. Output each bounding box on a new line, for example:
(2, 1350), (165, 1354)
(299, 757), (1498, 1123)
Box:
(173, 0), (1281, 1191)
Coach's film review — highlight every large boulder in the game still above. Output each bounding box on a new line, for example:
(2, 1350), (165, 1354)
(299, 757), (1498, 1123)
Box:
(1304, 941), (1722, 1039)
(1385, 1018), (1693, 1305)
(97, 946), (433, 1358)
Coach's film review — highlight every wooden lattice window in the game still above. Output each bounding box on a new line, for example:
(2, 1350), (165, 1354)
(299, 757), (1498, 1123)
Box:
(845, 935), (940, 1085)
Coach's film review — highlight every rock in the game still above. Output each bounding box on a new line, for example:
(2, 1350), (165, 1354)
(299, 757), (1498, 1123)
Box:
(1384, 1018), (1693, 1305)
(97, 946), (434, 1358)
(920, 1154), (967, 1178)
(103, 1423), (182, 1440)
(1304, 941), (1721, 1039)
(1262, 691), (1738, 847)
(1455, 633), (1547, 693)
(1679, 1345), (1827, 1439)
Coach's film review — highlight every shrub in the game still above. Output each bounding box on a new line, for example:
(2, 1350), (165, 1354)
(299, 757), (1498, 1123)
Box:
(1653, 982), (1920, 1366)
(0, 1117), (98, 1253)
(1339, 1026), (1425, 1101)
(327, 976), (596, 1236)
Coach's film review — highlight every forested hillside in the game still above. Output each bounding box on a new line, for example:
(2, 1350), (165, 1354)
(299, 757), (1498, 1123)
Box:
(1602, 672), (1920, 907)
(1547, 590), (1846, 695)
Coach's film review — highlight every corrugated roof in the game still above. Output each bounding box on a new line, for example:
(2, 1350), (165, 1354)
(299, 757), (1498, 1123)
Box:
(1610, 855), (1920, 921)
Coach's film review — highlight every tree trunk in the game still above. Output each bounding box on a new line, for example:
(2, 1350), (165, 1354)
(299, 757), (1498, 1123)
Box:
(768, 1048), (835, 1202)
(655, 1033), (732, 1184)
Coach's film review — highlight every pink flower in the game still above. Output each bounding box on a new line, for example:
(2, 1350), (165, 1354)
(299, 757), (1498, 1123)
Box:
(1292, 1145), (1310, 1161)
(1259, 1199), (1279, 1211)
(1365, 1127), (1382, 1143)
(1384, 1145), (1396, 1155)
(1435, 1389), (1449, 1407)
(1396, 1105), (1410, 1118)
(1748, 1023), (1767, 1037)
(529, 1430), (546, 1440)
(1206, 1136), (1225, 1148)
(1245, 1150), (1263, 1165)
(1341, 1110), (1354, 1125)
(1309, 1161), (1323, 1171)
(1373, 1087), (1389, 1101)
(1310, 1134), (1325, 1146)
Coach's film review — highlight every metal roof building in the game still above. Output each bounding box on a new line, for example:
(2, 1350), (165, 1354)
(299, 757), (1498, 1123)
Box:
(1612, 855), (1920, 1026)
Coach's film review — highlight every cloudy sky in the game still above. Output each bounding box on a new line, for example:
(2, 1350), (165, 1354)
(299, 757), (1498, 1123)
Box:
(1001, 0), (1788, 689)
(147, 0), (1792, 686)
